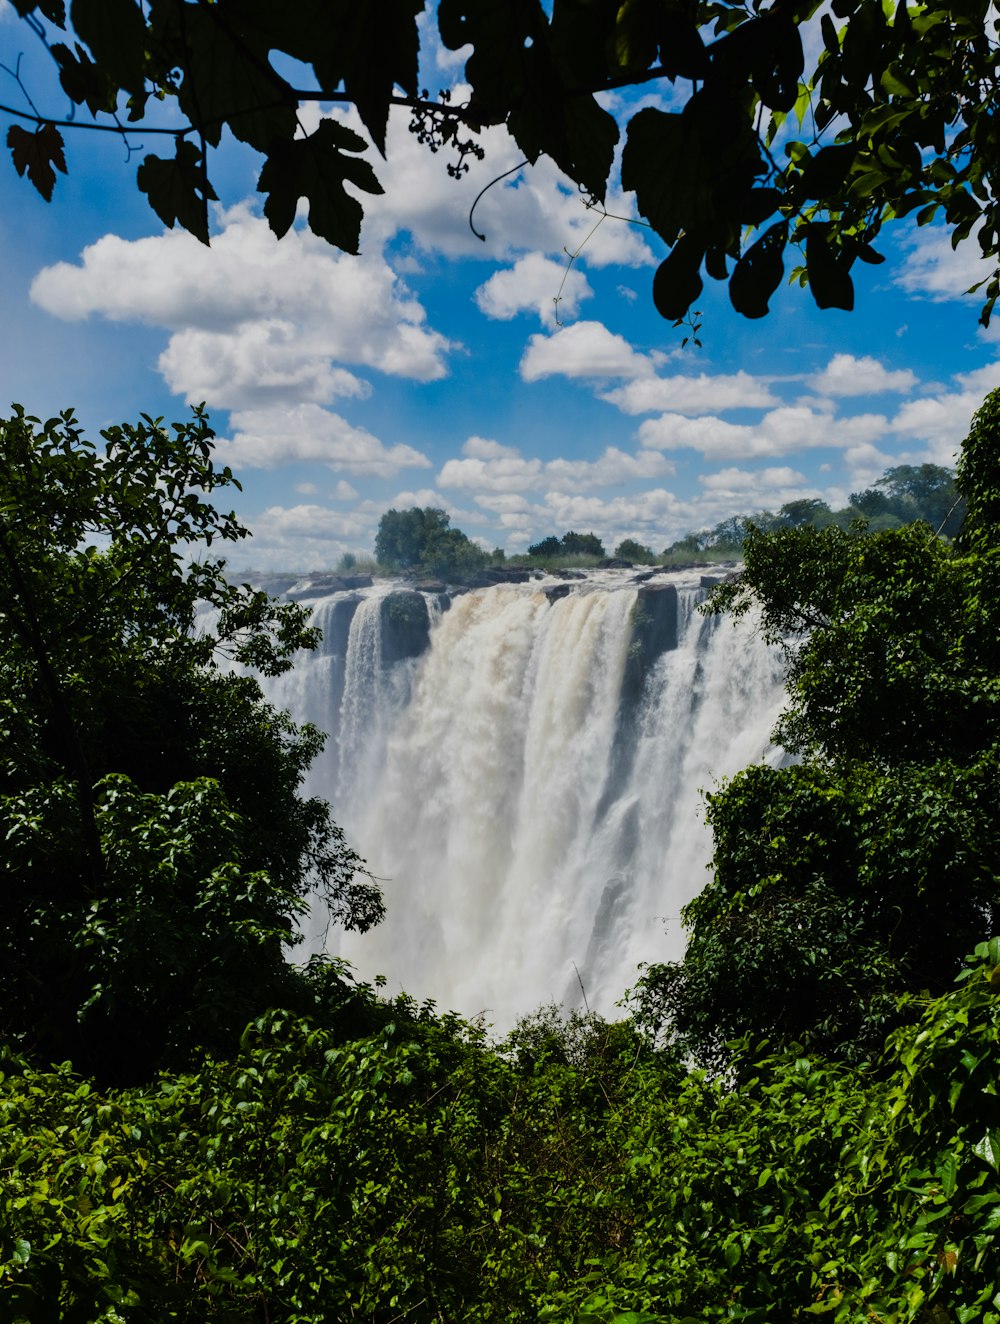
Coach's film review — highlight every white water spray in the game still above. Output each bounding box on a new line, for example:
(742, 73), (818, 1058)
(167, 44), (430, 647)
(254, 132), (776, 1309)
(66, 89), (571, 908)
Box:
(260, 570), (788, 1026)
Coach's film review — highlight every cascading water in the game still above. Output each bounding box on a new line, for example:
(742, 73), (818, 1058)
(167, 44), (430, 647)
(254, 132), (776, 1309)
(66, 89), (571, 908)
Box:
(257, 568), (788, 1027)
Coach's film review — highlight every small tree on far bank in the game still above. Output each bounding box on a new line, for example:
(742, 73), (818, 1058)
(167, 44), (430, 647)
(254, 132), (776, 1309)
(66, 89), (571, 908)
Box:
(614, 538), (655, 563)
(526, 531), (606, 560)
(374, 507), (486, 578)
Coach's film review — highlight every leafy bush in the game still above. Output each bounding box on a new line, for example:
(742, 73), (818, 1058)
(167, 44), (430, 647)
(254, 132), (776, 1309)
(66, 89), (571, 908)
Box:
(613, 539), (655, 563)
(0, 406), (379, 1082)
(5, 953), (1000, 1324)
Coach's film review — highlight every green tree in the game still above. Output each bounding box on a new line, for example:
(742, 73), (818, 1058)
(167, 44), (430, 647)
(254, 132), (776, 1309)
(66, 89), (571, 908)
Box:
(560, 530), (606, 558)
(778, 497), (833, 527)
(421, 524), (487, 578)
(614, 538), (655, 563)
(374, 507), (450, 570)
(851, 463), (964, 534)
(526, 535), (563, 559)
(0, 405), (381, 1082)
(638, 390), (1000, 1066)
(8, 0), (1000, 323)
(373, 505), (485, 578)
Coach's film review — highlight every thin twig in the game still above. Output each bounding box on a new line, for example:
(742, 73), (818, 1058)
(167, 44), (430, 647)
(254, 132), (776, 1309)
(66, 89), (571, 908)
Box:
(554, 210), (606, 325)
(468, 158), (528, 241)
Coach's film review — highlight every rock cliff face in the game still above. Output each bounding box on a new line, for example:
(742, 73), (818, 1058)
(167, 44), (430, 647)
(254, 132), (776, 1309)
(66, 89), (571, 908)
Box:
(595, 586), (681, 822)
(627, 585), (680, 693)
(379, 591), (431, 667)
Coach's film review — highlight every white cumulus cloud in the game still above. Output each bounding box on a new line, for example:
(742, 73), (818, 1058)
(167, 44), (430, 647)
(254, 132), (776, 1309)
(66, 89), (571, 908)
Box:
(638, 406), (888, 461)
(809, 353), (917, 397)
(213, 403), (432, 477)
(520, 321), (661, 382)
(31, 206), (453, 410)
(895, 227), (995, 303)
(700, 465), (807, 492)
(475, 253), (592, 328)
(887, 360), (1000, 462)
(439, 438), (672, 494)
(602, 370), (779, 416)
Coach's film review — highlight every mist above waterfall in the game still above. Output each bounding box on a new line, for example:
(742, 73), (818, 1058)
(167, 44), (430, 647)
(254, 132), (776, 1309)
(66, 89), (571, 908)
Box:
(256, 568), (788, 1027)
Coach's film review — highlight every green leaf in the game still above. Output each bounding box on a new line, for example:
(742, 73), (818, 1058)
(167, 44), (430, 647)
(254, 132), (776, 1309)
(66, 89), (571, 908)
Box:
(438, 0), (546, 107)
(177, 5), (297, 152)
(52, 40), (117, 115)
(622, 108), (690, 244)
(881, 68), (915, 97)
(137, 139), (217, 245)
(507, 43), (618, 202)
(70, 0), (146, 96)
(806, 224), (855, 311)
(974, 1129), (1000, 1170)
(657, 11), (710, 81)
(612, 0), (661, 73)
(738, 186), (782, 225)
(755, 16), (805, 113)
(623, 92), (760, 246)
(310, 0), (422, 155)
(652, 236), (704, 321)
(797, 145), (857, 200)
(6, 122), (67, 201)
(730, 222), (787, 318)
(258, 119), (384, 253)
(10, 0), (65, 23)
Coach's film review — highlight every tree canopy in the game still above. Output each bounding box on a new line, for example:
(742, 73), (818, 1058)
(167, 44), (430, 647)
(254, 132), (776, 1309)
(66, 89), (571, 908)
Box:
(636, 391), (1000, 1066)
(374, 505), (486, 577)
(526, 530), (606, 559)
(663, 461), (964, 559)
(614, 537), (655, 563)
(5, 0), (1000, 325)
(0, 405), (381, 1082)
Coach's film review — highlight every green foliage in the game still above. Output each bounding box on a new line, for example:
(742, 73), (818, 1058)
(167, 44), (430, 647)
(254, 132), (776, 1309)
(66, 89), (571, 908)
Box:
(710, 520), (985, 765)
(852, 463), (964, 537)
(652, 392), (1000, 1068)
(374, 505), (486, 579)
(957, 389), (1000, 553)
(11, 0), (1000, 321)
(663, 462), (963, 560)
(561, 531), (606, 558)
(638, 752), (1000, 1065)
(374, 505), (448, 569)
(614, 539), (655, 564)
(527, 531), (607, 560)
(527, 535), (563, 559)
(0, 406), (380, 1082)
(6, 952), (1000, 1324)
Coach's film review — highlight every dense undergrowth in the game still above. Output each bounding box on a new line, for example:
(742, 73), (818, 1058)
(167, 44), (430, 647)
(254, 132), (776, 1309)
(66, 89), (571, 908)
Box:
(5, 948), (1000, 1324)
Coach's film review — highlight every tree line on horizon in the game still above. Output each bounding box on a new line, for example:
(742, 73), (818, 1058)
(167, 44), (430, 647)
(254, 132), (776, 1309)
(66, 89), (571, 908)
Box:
(664, 461), (964, 560)
(359, 463), (963, 580)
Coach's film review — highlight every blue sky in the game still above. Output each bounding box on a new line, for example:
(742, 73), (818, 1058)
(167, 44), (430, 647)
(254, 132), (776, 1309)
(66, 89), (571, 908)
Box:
(2, 2), (999, 570)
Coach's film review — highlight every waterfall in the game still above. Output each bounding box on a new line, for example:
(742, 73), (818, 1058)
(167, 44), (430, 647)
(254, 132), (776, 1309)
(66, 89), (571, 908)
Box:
(258, 570), (788, 1027)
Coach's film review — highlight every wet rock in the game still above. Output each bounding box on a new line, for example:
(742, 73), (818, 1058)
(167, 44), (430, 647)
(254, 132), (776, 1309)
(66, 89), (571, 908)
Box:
(379, 591), (432, 665)
(544, 583), (572, 603)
